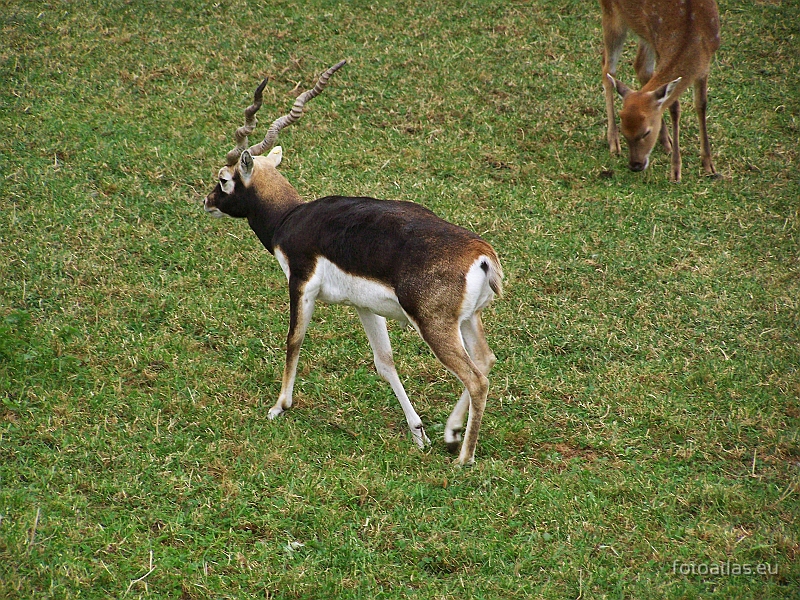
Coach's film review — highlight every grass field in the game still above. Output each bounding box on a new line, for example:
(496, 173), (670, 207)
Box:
(1, 0), (798, 597)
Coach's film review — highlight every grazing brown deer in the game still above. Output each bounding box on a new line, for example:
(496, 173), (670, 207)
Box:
(601, 0), (721, 181)
(204, 62), (503, 465)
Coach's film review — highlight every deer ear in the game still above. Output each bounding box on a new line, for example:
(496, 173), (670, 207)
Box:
(653, 77), (682, 108)
(240, 150), (255, 180)
(265, 146), (283, 168)
(608, 74), (631, 99)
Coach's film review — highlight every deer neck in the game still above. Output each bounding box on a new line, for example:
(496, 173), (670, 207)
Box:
(247, 175), (303, 254)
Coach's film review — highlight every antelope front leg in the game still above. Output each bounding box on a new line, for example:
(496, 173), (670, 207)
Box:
(633, 42), (672, 154)
(694, 75), (717, 177)
(269, 281), (316, 419)
(603, 72), (622, 155)
(658, 116), (673, 154)
(601, 19), (626, 156)
(669, 99), (682, 182)
(356, 308), (430, 449)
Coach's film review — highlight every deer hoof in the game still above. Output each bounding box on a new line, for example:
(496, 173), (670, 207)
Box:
(444, 427), (462, 454)
(412, 425), (431, 449)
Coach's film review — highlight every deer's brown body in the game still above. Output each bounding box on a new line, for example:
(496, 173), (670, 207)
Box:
(601, 0), (721, 181)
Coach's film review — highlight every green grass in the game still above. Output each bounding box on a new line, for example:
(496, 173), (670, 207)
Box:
(1, 0), (798, 597)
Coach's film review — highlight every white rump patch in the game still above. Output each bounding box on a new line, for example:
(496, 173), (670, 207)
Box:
(460, 256), (497, 321)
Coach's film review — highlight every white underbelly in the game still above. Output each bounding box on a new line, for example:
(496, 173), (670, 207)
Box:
(275, 250), (412, 325)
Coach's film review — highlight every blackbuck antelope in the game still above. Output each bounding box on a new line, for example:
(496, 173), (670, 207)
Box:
(601, 0), (721, 181)
(204, 62), (503, 465)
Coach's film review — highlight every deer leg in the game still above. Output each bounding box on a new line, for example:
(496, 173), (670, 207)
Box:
(601, 17), (627, 155)
(269, 280), (316, 419)
(634, 42), (672, 153)
(445, 313), (496, 453)
(445, 391), (470, 454)
(356, 308), (429, 449)
(694, 75), (717, 177)
(423, 322), (489, 466)
(669, 99), (682, 182)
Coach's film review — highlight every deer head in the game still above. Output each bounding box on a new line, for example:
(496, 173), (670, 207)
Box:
(204, 61), (346, 220)
(610, 74), (682, 172)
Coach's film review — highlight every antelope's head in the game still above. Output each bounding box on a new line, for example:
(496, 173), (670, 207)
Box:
(205, 61), (346, 219)
(609, 75), (681, 172)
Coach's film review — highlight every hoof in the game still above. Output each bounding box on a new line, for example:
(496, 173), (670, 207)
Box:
(454, 455), (475, 467)
(444, 427), (462, 454)
(412, 426), (431, 450)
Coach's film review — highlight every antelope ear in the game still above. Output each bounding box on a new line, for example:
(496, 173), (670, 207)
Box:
(240, 150), (255, 180)
(265, 146), (283, 168)
(608, 74), (631, 99)
(653, 77), (682, 108)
